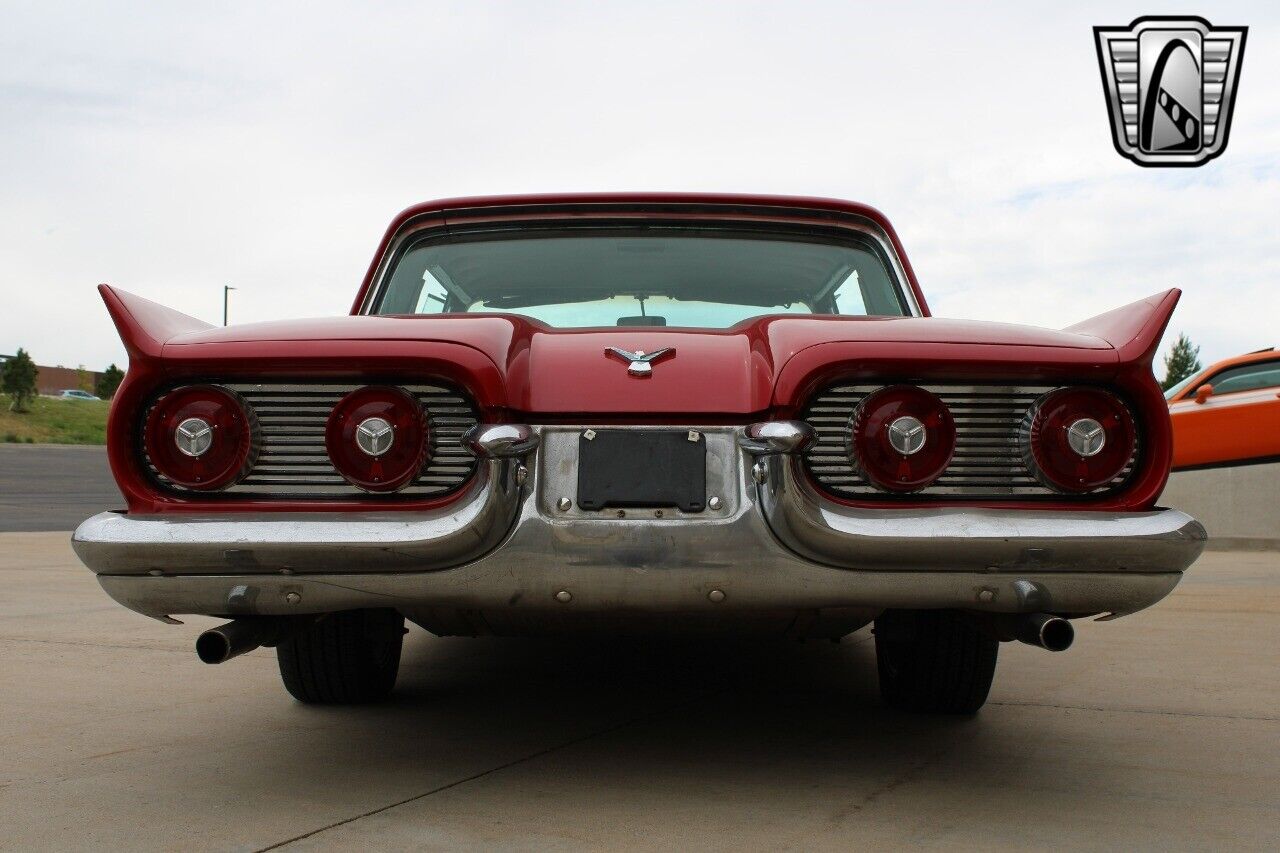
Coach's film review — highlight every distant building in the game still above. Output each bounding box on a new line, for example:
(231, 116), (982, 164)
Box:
(35, 365), (102, 396)
(0, 354), (102, 396)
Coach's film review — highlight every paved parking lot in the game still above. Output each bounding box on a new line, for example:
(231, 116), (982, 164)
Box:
(1, 530), (1277, 851)
(0, 445), (121, 532)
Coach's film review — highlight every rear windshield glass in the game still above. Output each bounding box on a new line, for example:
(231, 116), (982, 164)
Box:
(371, 228), (908, 327)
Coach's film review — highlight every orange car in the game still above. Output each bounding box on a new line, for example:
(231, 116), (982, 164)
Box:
(1167, 348), (1280, 469)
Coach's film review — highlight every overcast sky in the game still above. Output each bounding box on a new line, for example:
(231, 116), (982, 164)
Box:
(2, 1), (1276, 375)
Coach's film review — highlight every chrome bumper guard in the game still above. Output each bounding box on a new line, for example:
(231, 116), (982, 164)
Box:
(73, 422), (1206, 620)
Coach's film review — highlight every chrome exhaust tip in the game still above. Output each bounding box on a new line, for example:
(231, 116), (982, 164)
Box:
(196, 621), (258, 664)
(196, 617), (314, 664)
(195, 630), (226, 664)
(1015, 613), (1074, 652)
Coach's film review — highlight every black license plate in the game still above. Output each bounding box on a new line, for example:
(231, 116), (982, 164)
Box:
(577, 430), (707, 512)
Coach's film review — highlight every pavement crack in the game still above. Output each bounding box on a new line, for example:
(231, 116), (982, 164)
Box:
(989, 700), (1279, 722)
(826, 747), (950, 826)
(254, 693), (710, 852)
(2, 635), (183, 654)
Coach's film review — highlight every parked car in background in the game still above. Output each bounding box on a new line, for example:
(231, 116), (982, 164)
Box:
(57, 389), (101, 401)
(1167, 348), (1280, 469)
(72, 193), (1205, 715)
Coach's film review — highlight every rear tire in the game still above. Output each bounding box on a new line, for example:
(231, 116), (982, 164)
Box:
(875, 609), (998, 714)
(277, 609), (405, 704)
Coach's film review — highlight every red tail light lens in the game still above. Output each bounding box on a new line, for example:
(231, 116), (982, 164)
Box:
(851, 385), (956, 492)
(1024, 388), (1135, 493)
(325, 386), (427, 492)
(144, 386), (258, 490)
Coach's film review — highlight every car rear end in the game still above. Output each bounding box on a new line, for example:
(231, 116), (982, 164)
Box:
(73, 194), (1206, 711)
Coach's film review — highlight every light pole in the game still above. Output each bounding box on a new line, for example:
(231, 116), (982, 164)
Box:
(223, 286), (236, 326)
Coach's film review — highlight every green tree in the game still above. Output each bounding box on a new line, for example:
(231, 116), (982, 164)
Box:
(1161, 332), (1202, 391)
(2, 348), (39, 412)
(95, 363), (124, 399)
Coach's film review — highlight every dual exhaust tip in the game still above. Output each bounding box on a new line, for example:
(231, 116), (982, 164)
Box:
(196, 612), (1074, 665)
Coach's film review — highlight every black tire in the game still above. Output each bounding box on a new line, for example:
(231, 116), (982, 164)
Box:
(875, 609), (998, 714)
(277, 609), (405, 704)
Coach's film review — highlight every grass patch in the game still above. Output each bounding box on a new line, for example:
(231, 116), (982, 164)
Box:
(0, 394), (109, 444)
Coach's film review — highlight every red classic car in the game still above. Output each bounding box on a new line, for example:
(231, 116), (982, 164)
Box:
(73, 193), (1205, 714)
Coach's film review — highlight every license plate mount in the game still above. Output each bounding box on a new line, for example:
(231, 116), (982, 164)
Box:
(576, 430), (706, 512)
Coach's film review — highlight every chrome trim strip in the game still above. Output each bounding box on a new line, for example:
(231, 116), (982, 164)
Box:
(360, 206), (923, 318)
(73, 458), (524, 576)
(755, 453), (1206, 574)
(464, 423), (539, 458)
(739, 421), (815, 455)
(97, 568), (1183, 622)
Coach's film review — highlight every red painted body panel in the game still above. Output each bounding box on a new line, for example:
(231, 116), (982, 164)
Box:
(97, 194), (1181, 514)
(152, 314), (1118, 416)
(1063, 289), (1182, 364)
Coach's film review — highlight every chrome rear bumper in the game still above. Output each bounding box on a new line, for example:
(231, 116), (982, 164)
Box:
(73, 424), (1206, 621)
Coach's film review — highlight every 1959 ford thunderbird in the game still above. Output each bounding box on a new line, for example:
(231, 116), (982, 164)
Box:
(73, 193), (1207, 713)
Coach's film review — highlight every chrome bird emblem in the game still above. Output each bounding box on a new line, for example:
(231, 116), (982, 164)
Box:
(887, 415), (927, 456)
(355, 416), (395, 457)
(174, 417), (213, 458)
(1066, 418), (1106, 457)
(604, 346), (676, 377)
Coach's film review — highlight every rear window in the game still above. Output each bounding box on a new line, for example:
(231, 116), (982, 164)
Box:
(371, 228), (908, 327)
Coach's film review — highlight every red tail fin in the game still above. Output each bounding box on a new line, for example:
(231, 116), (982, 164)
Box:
(1063, 289), (1181, 365)
(99, 285), (212, 360)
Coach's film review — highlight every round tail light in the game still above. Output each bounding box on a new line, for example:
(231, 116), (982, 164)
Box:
(851, 385), (956, 492)
(1024, 388), (1135, 493)
(325, 386), (427, 492)
(144, 386), (258, 490)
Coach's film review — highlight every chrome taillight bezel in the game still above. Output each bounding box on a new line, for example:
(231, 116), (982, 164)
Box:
(324, 385), (429, 492)
(1021, 387), (1137, 493)
(850, 384), (957, 493)
(801, 382), (1142, 502)
(143, 385), (259, 491)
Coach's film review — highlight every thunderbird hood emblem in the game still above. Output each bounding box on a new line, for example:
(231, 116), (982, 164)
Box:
(605, 346), (676, 377)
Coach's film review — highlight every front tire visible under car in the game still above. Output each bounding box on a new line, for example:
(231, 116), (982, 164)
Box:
(276, 609), (405, 704)
(874, 609), (999, 714)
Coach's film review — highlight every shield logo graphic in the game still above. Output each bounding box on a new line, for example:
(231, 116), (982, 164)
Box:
(1094, 17), (1247, 166)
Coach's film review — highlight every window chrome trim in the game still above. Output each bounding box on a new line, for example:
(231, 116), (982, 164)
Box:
(357, 204), (923, 319)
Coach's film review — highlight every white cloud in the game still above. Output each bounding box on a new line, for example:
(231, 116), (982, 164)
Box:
(1, 0), (1275, 375)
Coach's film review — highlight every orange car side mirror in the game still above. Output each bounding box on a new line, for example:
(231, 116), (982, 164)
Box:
(1194, 384), (1214, 404)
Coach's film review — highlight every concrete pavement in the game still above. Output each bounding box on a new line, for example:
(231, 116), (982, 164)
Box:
(0, 534), (1276, 851)
(0, 445), (121, 532)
